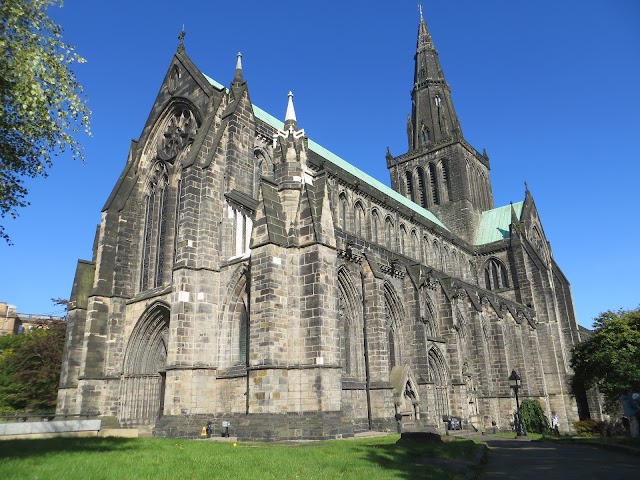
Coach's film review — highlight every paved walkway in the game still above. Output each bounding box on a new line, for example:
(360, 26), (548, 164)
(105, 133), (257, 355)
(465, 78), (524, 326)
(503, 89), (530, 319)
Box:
(478, 437), (640, 480)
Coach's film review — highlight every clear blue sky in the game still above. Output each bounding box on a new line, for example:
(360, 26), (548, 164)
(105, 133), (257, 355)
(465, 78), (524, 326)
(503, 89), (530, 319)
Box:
(1, 1), (638, 327)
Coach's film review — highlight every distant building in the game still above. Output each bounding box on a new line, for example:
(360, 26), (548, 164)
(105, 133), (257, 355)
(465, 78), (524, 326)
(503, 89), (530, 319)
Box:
(0, 302), (65, 335)
(58, 13), (593, 439)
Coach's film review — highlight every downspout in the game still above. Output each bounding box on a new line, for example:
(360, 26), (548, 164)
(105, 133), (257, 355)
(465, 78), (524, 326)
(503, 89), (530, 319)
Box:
(361, 272), (372, 431)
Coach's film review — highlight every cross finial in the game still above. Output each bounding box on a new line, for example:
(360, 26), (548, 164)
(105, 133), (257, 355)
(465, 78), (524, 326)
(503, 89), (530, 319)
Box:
(178, 25), (186, 45)
(418, 3), (423, 20)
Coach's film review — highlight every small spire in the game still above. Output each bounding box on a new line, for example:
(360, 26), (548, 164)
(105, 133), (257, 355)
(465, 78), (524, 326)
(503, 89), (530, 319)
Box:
(177, 25), (186, 52)
(284, 91), (297, 130)
(233, 52), (243, 84)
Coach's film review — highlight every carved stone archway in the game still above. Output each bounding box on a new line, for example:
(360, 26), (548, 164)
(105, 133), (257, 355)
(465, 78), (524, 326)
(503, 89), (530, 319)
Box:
(119, 302), (169, 427)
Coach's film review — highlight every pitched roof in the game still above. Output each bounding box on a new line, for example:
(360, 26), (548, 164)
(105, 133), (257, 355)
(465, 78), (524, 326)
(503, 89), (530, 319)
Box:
(203, 74), (448, 231)
(475, 202), (523, 245)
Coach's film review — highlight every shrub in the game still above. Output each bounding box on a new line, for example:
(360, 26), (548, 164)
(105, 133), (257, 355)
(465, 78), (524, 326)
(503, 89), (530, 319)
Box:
(520, 399), (550, 434)
(572, 419), (626, 437)
(573, 419), (596, 436)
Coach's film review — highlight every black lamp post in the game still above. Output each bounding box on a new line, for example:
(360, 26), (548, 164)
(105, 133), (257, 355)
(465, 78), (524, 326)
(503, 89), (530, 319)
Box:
(508, 369), (526, 437)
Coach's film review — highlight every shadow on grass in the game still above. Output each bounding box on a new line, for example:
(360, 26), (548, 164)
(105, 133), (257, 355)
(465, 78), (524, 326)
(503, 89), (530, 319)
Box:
(359, 437), (480, 480)
(0, 437), (138, 459)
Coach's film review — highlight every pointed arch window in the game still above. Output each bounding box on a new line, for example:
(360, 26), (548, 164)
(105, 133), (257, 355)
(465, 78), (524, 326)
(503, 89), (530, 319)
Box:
(442, 247), (449, 273)
(238, 302), (248, 364)
(429, 163), (440, 205)
(385, 217), (394, 250)
(422, 236), (430, 265)
(441, 160), (452, 202)
(421, 125), (430, 144)
(400, 225), (407, 255)
(483, 258), (509, 290)
(371, 209), (380, 244)
(384, 282), (404, 374)
(416, 167), (427, 208)
(388, 329), (397, 370)
(141, 161), (170, 292)
(411, 230), (418, 259)
(354, 201), (365, 238)
(339, 193), (348, 231)
(405, 170), (415, 202)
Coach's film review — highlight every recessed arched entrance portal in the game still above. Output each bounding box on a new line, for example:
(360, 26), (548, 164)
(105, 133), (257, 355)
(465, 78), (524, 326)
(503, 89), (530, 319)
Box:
(119, 302), (169, 427)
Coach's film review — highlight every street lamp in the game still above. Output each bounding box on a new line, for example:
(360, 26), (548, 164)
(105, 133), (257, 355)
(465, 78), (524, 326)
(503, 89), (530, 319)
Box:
(508, 369), (526, 437)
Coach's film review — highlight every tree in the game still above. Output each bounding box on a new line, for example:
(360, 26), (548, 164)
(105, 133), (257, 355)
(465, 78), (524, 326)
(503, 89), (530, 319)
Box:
(520, 399), (550, 434)
(0, 321), (66, 412)
(0, 0), (90, 243)
(570, 308), (640, 413)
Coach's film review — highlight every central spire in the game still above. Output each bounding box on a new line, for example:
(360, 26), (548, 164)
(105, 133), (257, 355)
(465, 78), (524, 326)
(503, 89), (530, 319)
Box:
(408, 9), (462, 151)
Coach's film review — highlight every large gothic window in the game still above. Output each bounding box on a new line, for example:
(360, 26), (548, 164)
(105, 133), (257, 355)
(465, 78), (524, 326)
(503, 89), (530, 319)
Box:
(483, 258), (509, 290)
(141, 162), (170, 292)
(338, 269), (364, 380)
(384, 283), (404, 374)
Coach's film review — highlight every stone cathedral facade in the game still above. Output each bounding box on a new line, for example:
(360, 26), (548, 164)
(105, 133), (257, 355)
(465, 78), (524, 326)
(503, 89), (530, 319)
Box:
(57, 14), (584, 439)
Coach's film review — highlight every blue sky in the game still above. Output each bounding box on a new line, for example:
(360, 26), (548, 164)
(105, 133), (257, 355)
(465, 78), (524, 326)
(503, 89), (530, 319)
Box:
(1, 0), (638, 327)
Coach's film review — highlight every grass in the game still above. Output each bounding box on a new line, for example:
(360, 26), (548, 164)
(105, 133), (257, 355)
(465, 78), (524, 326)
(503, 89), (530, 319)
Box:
(0, 434), (481, 480)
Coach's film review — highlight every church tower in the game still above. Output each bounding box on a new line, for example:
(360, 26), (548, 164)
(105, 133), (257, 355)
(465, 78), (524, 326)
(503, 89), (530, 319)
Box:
(388, 9), (494, 242)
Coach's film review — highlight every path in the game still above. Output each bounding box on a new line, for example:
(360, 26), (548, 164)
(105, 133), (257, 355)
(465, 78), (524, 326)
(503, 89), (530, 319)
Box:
(478, 437), (639, 480)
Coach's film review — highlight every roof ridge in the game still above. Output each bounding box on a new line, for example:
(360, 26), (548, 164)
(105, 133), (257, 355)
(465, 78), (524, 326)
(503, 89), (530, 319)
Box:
(201, 74), (449, 231)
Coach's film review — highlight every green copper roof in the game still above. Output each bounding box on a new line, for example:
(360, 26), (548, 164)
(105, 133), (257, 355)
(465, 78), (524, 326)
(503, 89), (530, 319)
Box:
(203, 74), (448, 231)
(475, 202), (523, 245)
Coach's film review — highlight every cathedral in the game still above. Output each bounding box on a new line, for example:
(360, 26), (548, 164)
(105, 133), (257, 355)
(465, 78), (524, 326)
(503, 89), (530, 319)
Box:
(57, 12), (585, 439)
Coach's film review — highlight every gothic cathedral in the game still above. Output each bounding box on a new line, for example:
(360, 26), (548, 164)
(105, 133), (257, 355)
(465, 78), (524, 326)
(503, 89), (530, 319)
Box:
(57, 13), (585, 439)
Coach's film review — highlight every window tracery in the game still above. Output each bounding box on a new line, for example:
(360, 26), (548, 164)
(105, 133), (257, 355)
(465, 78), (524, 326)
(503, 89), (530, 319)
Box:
(483, 258), (508, 290)
(157, 108), (198, 162)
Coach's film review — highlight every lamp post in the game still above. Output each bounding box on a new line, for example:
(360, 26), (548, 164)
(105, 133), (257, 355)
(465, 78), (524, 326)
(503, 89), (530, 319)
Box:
(508, 369), (526, 437)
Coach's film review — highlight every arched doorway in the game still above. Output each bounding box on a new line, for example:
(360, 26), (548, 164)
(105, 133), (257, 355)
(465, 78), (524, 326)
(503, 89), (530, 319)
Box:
(119, 302), (169, 427)
(428, 347), (449, 425)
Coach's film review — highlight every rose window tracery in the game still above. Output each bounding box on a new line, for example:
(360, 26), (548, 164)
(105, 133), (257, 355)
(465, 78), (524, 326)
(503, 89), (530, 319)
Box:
(158, 108), (198, 161)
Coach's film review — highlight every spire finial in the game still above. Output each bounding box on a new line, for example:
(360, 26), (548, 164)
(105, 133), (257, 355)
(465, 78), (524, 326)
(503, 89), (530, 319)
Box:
(524, 180), (530, 193)
(285, 91), (297, 123)
(233, 51), (244, 84)
(418, 3), (423, 21)
(178, 25), (186, 52)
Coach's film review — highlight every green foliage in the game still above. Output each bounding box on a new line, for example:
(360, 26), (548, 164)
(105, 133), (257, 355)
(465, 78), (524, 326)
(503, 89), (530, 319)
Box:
(572, 419), (627, 437)
(570, 308), (640, 413)
(0, 0), (91, 242)
(520, 399), (550, 434)
(0, 322), (66, 412)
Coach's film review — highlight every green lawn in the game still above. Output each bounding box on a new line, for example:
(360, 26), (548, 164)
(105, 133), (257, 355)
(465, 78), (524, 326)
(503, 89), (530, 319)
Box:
(0, 434), (480, 480)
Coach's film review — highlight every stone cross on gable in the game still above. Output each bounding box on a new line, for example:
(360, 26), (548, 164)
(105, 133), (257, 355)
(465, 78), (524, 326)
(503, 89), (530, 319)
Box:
(178, 26), (186, 51)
